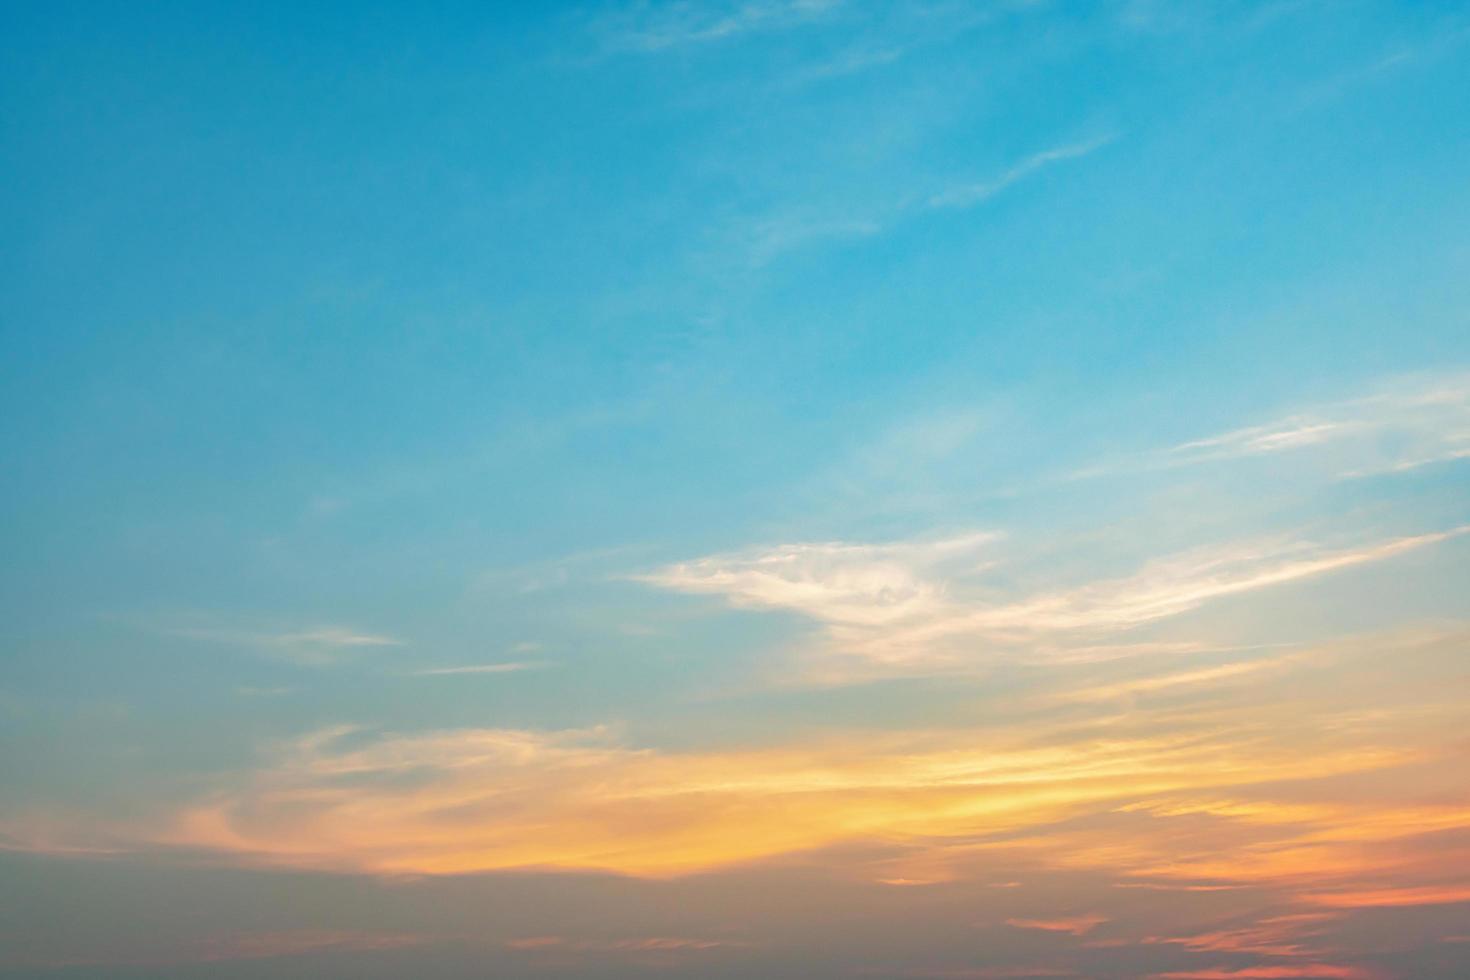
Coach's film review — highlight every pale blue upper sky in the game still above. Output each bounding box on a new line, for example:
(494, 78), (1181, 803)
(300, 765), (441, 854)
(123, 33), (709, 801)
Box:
(2, 2), (1470, 978)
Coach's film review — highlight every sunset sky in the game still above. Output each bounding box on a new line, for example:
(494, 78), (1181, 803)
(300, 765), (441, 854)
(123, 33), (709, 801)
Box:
(2, 2), (1469, 978)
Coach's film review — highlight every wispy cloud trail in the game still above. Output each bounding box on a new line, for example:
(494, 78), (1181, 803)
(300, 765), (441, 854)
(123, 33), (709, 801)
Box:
(596, 0), (846, 53)
(409, 662), (548, 676)
(162, 623), (403, 667)
(645, 527), (1466, 674)
(1074, 371), (1470, 479)
(928, 134), (1119, 210)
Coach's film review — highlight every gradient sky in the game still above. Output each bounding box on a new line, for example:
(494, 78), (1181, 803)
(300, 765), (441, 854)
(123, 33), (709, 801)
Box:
(3, 1), (1470, 978)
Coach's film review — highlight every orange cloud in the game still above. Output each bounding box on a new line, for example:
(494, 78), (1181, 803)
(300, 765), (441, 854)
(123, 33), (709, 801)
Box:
(1299, 884), (1470, 908)
(1005, 914), (1108, 936)
(1140, 912), (1340, 958)
(7, 619), (1465, 979)
(1148, 967), (1376, 979)
(504, 936), (730, 953)
(154, 710), (1432, 878)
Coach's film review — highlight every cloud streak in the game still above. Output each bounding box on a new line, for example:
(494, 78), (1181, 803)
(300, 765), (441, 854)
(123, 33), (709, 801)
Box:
(928, 134), (1119, 210)
(596, 0), (845, 53)
(1078, 370), (1470, 479)
(408, 662), (548, 677)
(163, 622), (403, 667)
(1006, 914), (1109, 936)
(644, 526), (1466, 675)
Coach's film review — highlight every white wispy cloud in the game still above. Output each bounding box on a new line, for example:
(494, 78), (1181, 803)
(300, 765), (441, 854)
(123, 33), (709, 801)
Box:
(1077, 370), (1470, 479)
(723, 123), (1119, 268)
(409, 662), (549, 677)
(163, 623), (403, 667)
(927, 134), (1119, 210)
(639, 532), (999, 629)
(1288, 24), (1470, 114)
(782, 43), (906, 84)
(1170, 419), (1355, 458)
(731, 131), (1118, 268)
(742, 214), (883, 267)
(597, 0), (846, 53)
(645, 526), (1467, 674)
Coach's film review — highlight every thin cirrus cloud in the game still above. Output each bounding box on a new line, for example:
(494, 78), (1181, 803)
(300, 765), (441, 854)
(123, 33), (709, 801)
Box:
(927, 133), (1120, 210)
(162, 623), (403, 667)
(742, 214), (884, 267)
(642, 525), (1467, 676)
(637, 532), (999, 631)
(408, 661), (549, 677)
(737, 134), (1119, 267)
(595, 0), (845, 53)
(1078, 370), (1470, 479)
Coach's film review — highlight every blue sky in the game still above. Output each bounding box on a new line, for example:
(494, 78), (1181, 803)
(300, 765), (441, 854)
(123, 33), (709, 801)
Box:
(3, 2), (1470, 978)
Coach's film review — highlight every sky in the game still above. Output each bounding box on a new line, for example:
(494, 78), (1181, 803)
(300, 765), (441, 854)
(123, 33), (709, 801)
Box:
(2, 0), (1469, 977)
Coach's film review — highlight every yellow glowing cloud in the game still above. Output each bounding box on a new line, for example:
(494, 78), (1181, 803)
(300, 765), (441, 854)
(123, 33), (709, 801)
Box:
(9, 623), (1463, 935)
(153, 632), (1467, 880)
(170, 720), (1397, 877)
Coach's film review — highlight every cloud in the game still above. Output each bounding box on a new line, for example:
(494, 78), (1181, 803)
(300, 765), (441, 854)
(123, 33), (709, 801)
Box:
(1084, 370), (1470, 479)
(235, 686), (296, 697)
(1051, 657), (1296, 704)
(644, 526), (1466, 674)
(1007, 530), (1464, 631)
(1140, 912), (1341, 958)
(725, 127), (1118, 269)
(896, 969), (1080, 979)
(165, 622), (403, 667)
(743, 214), (883, 267)
(0, 627), (1402, 880)
(1006, 913), (1108, 936)
(1299, 885), (1470, 909)
(6, 625), (1465, 980)
(1288, 26), (1470, 114)
(639, 531), (998, 631)
(1171, 420), (1357, 458)
(928, 134), (1119, 210)
(506, 935), (729, 953)
(596, 0), (846, 53)
(153, 711), (1402, 876)
(782, 43), (906, 84)
(408, 662), (549, 677)
(1147, 967), (1376, 980)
